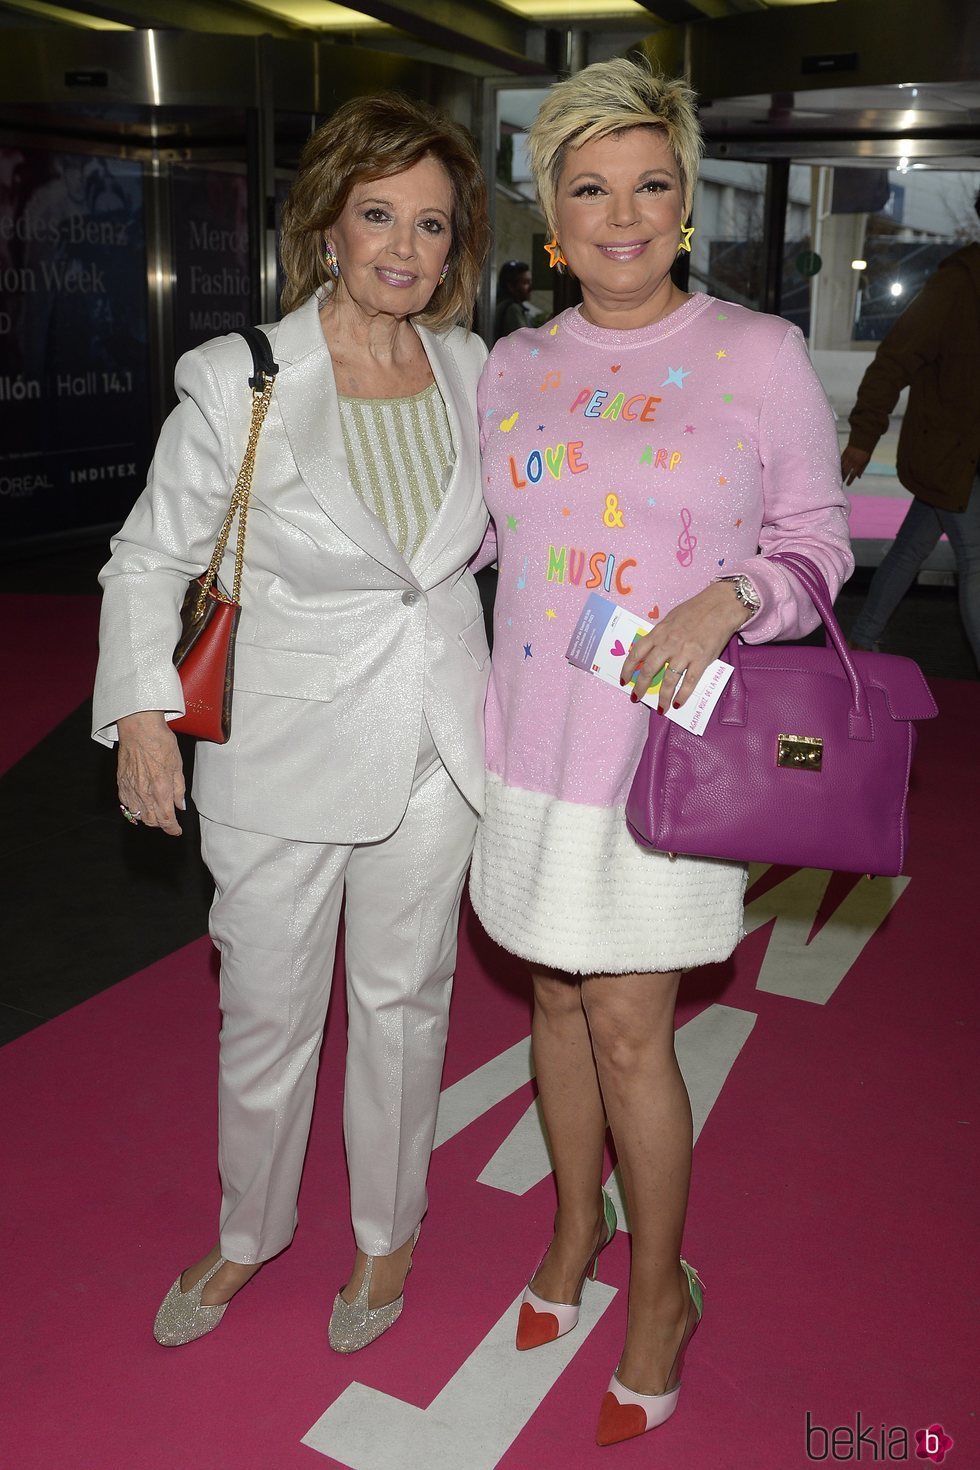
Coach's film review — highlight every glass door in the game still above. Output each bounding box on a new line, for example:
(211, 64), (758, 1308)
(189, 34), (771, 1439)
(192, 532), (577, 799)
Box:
(787, 159), (979, 571)
(485, 81), (568, 348)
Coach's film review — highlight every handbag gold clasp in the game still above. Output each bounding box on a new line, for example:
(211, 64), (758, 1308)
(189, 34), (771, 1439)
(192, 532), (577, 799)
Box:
(776, 734), (823, 771)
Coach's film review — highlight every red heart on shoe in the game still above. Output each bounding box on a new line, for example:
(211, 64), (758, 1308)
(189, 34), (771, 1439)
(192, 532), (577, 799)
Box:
(516, 1302), (560, 1350)
(596, 1392), (647, 1446)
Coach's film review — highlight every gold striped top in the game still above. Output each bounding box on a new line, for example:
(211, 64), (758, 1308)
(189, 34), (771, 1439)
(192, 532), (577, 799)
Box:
(338, 383), (454, 563)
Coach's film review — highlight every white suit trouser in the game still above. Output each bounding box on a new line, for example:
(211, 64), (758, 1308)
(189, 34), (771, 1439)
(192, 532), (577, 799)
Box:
(198, 725), (477, 1264)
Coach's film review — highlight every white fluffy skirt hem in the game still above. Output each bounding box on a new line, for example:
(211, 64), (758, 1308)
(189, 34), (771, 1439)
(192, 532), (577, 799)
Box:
(469, 773), (747, 975)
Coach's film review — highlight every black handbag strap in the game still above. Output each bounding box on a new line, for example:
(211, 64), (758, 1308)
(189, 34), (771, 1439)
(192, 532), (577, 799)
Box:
(235, 325), (279, 392)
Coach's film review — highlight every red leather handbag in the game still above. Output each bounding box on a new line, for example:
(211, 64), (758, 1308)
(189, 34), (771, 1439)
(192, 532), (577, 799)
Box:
(625, 552), (938, 877)
(171, 579), (242, 743)
(171, 327), (277, 743)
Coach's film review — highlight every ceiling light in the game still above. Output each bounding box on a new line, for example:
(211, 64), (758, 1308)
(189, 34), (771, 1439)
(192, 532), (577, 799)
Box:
(1, 0), (130, 26)
(851, 259), (867, 271)
(890, 282), (904, 297)
(146, 29), (161, 108)
(500, 0), (648, 14)
(245, 1), (384, 26)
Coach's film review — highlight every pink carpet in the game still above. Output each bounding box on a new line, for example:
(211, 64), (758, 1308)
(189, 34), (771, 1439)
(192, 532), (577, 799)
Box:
(0, 594), (101, 774)
(845, 491), (907, 540)
(2, 682), (977, 1470)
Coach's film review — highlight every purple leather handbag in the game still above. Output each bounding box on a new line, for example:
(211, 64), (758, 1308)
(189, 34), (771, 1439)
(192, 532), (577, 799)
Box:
(625, 551), (939, 876)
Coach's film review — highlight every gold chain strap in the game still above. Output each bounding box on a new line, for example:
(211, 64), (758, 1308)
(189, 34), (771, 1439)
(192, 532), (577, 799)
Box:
(194, 374), (276, 618)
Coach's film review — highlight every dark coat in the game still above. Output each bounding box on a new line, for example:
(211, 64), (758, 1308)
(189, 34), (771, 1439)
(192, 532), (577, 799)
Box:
(847, 241), (980, 512)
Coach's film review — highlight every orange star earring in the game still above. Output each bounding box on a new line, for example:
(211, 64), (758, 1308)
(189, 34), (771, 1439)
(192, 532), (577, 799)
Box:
(677, 224), (695, 254)
(544, 237), (567, 270)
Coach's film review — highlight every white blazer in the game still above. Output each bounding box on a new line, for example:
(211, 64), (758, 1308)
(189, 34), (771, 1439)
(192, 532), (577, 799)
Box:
(93, 293), (491, 843)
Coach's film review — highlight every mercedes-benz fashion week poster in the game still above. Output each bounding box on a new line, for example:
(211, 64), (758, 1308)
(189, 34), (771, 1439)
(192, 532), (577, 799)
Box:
(0, 147), (150, 544)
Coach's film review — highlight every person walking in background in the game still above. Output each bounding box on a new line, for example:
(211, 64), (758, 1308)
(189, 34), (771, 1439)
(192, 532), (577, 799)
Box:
(842, 198), (980, 671)
(93, 93), (490, 1354)
(493, 258), (537, 341)
(470, 56), (851, 1449)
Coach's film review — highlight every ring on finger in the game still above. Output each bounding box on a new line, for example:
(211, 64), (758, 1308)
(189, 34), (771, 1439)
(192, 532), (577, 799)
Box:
(119, 803), (142, 825)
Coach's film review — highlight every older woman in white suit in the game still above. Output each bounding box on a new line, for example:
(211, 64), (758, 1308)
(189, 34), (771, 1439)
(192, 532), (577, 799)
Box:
(92, 93), (490, 1352)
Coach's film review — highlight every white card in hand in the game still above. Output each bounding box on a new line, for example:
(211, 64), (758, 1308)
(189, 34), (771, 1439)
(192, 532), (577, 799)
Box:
(665, 660), (734, 735)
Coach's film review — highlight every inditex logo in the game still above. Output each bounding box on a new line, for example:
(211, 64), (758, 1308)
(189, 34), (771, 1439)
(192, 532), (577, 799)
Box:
(805, 1412), (954, 1462)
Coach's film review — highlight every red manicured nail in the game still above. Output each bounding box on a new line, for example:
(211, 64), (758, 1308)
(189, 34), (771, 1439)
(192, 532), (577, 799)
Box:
(672, 700), (681, 709)
(656, 706), (665, 716)
(629, 692), (638, 703)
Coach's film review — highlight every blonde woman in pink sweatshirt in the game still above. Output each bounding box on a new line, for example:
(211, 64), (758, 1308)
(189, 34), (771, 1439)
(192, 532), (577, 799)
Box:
(470, 57), (851, 1448)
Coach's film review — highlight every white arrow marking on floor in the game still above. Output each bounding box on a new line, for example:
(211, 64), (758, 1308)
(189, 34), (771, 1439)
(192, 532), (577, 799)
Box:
(304, 1008), (756, 1462)
(475, 1091), (549, 1195)
(744, 867), (911, 1005)
(302, 1281), (616, 1469)
(477, 1005), (757, 1233)
(432, 1035), (533, 1150)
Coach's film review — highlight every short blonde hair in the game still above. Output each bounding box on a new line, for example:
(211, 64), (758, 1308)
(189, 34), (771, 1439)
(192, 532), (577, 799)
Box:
(279, 92), (488, 332)
(526, 56), (702, 235)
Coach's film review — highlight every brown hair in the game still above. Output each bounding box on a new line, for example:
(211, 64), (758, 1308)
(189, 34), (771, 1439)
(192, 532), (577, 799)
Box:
(279, 92), (488, 332)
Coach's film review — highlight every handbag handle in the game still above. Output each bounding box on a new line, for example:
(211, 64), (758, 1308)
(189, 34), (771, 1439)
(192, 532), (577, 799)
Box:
(720, 551), (874, 741)
(193, 327), (279, 617)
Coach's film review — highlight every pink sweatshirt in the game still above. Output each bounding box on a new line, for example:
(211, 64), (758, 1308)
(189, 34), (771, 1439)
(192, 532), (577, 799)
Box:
(475, 295), (853, 809)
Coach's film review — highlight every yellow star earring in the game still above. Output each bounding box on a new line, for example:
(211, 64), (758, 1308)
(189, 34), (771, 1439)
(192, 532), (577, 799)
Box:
(544, 236), (568, 270)
(677, 224), (695, 254)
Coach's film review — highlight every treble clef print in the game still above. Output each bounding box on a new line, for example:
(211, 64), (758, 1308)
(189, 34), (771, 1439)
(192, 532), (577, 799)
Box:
(676, 507), (697, 568)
